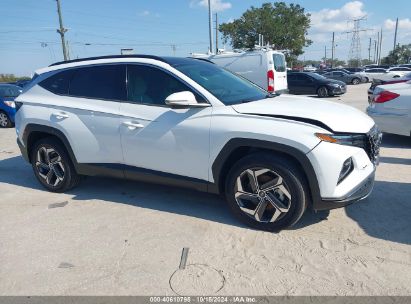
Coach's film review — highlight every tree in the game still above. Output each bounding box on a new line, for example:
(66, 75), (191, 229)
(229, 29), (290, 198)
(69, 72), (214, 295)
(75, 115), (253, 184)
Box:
(219, 2), (312, 63)
(381, 44), (411, 65)
(0, 74), (30, 83)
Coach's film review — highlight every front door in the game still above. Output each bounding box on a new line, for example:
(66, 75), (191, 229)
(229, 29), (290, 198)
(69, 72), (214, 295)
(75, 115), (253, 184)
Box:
(119, 64), (212, 184)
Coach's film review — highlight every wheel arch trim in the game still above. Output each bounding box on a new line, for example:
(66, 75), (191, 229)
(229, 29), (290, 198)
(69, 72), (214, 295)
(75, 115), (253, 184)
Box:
(210, 138), (322, 207)
(22, 123), (79, 168)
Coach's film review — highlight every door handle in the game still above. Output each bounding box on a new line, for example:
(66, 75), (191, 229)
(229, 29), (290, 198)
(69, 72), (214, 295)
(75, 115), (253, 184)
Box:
(52, 112), (69, 119)
(122, 121), (144, 130)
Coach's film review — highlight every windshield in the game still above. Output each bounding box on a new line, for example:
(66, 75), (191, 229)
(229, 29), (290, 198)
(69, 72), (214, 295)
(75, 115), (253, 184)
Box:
(0, 85), (21, 98)
(171, 59), (268, 105)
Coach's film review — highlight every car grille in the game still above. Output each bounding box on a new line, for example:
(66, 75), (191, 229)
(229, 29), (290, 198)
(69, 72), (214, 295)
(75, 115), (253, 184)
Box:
(365, 125), (382, 165)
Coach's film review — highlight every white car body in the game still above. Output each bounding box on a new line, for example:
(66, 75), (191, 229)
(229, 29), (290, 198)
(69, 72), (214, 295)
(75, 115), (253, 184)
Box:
(364, 68), (402, 81)
(192, 49), (288, 94)
(387, 67), (411, 78)
(367, 81), (411, 137)
(14, 55), (381, 229)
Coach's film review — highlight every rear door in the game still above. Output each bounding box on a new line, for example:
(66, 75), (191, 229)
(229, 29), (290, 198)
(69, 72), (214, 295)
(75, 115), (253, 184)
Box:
(271, 52), (288, 92)
(37, 65), (125, 166)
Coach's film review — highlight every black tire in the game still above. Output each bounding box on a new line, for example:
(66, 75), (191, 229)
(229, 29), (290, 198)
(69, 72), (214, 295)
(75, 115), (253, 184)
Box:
(364, 77), (369, 83)
(224, 152), (308, 231)
(0, 111), (13, 128)
(352, 78), (360, 85)
(30, 137), (81, 192)
(317, 86), (329, 98)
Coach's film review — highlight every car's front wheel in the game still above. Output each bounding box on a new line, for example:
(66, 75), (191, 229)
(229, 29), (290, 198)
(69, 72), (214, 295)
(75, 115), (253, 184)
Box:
(31, 137), (81, 192)
(0, 111), (13, 128)
(225, 153), (308, 231)
(317, 86), (329, 98)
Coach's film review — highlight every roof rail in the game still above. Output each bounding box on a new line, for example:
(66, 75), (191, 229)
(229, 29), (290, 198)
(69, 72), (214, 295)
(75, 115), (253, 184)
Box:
(189, 57), (214, 64)
(49, 54), (168, 67)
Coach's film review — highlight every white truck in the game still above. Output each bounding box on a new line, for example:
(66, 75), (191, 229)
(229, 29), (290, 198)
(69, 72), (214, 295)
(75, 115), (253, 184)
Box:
(193, 49), (288, 94)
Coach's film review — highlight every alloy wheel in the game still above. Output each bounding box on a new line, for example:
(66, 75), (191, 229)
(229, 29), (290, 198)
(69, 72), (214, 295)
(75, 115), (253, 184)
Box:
(35, 147), (65, 187)
(234, 168), (291, 223)
(318, 87), (328, 97)
(0, 113), (9, 127)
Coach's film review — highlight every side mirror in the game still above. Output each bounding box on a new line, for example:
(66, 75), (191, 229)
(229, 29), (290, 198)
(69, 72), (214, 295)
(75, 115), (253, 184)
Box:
(165, 91), (210, 108)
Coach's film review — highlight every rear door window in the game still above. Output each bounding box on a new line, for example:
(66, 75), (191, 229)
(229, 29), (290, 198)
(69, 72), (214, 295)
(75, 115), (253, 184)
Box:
(69, 65), (126, 101)
(273, 54), (286, 72)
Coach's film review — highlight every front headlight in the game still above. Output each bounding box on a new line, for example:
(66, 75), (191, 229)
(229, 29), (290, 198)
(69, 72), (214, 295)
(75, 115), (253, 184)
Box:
(315, 133), (367, 149)
(3, 100), (15, 108)
(329, 83), (340, 88)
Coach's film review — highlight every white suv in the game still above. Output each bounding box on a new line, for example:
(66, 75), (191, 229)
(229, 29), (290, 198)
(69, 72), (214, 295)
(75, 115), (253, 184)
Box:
(15, 55), (381, 230)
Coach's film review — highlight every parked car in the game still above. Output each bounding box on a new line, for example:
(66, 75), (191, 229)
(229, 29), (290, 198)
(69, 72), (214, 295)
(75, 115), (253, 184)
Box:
(367, 82), (411, 137)
(0, 84), (21, 127)
(324, 69), (369, 82)
(367, 73), (411, 103)
(322, 71), (363, 85)
(363, 68), (402, 81)
(386, 67), (411, 77)
(345, 67), (364, 73)
(193, 49), (288, 94)
(303, 65), (317, 72)
(399, 64), (411, 68)
(286, 71), (346, 97)
(15, 55), (380, 231)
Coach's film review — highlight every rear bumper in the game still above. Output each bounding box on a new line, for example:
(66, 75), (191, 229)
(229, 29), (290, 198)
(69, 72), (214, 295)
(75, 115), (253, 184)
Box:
(275, 89), (289, 95)
(313, 169), (375, 211)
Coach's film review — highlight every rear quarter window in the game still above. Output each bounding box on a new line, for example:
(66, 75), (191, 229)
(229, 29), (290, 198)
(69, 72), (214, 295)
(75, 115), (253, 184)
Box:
(39, 69), (74, 95)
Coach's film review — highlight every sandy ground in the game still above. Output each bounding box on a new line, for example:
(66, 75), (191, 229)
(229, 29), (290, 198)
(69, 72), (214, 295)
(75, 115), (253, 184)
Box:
(0, 83), (410, 296)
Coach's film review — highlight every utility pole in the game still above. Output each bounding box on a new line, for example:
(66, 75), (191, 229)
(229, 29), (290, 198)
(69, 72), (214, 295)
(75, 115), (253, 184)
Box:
(324, 45), (327, 66)
(208, 0), (213, 54)
(378, 28), (383, 64)
(368, 37), (371, 62)
(373, 40), (377, 63)
(55, 0), (68, 61)
(171, 44), (176, 56)
(215, 13), (218, 54)
(393, 17), (399, 50)
(331, 32), (335, 68)
(375, 32), (380, 64)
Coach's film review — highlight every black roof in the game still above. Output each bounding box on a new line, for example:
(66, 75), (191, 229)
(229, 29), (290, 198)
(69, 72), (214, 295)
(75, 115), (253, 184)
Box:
(49, 55), (213, 67)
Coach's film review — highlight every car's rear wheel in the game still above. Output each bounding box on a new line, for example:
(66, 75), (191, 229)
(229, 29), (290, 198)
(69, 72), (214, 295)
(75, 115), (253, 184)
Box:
(225, 153), (308, 231)
(0, 111), (13, 128)
(31, 137), (81, 192)
(317, 86), (329, 98)
(352, 78), (360, 85)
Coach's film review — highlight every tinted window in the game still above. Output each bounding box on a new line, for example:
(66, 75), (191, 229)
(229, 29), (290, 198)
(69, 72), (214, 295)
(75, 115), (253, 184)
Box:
(69, 65), (126, 100)
(127, 65), (204, 105)
(172, 60), (268, 105)
(0, 85), (20, 97)
(39, 69), (74, 95)
(273, 53), (286, 72)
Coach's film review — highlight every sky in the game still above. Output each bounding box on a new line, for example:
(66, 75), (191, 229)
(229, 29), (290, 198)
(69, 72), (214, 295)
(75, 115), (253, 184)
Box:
(1, 0), (410, 76)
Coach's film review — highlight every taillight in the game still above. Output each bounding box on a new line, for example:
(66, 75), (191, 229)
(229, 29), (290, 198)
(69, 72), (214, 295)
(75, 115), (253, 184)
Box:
(267, 70), (274, 92)
(374, 91), (400, 103)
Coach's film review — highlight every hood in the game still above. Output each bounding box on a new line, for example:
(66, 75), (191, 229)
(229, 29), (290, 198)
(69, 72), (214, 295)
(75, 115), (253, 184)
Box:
(232, 95), (375, 133)
(323, 78), (346, 86)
